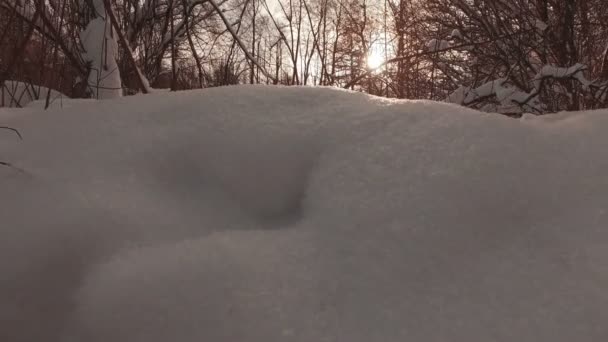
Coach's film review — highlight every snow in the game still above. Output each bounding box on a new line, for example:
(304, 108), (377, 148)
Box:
(426, 39), (452, 52)
(79, 4), (123, 99)
(1, 81), (68, 108)
(535, 63), (591, 90)
(1, 86), (608, 342)
(534, 19), (548, 31)
(450, 29), (462, 39)
(26, 98), (98, 109)
(447, 63), (599, 114)
(445, 79), (537, 114)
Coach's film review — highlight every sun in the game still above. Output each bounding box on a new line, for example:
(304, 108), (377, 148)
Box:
(367, 50), (384, 69)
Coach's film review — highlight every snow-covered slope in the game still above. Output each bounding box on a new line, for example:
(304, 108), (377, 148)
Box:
(1, 86), (607, 342)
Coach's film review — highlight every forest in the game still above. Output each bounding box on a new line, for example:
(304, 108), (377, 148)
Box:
(1, 0), (608, 115)
(3, 2), (608, 341)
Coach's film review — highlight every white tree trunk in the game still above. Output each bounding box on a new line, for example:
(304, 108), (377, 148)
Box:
(79, 0), (122, 99)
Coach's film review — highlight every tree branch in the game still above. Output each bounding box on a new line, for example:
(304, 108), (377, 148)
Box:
(208, 0), (277, 83)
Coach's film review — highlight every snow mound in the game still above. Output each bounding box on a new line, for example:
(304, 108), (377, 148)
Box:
(1, 86), (608, 342)
(1, 80), (68, 108)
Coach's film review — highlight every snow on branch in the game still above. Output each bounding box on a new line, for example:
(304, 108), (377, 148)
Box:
(534, 64), (591, 91)
(446, 63), (607, 114)
(426, 39), (452, 52)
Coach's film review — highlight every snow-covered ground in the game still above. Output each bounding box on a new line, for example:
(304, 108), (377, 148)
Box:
(1, 86), (607, 342)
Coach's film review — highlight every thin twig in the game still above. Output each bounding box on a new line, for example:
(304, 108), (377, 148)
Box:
(209, 0), (277, 83)
(0, 126), (25, 172)
(0, 160), (26, 173)
(0, 126), (23, 140)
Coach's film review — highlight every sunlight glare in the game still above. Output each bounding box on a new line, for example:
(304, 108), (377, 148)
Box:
(367, 51), (384, 69)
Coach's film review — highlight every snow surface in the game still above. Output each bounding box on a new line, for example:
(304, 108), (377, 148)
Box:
(1, 86), (608, 342)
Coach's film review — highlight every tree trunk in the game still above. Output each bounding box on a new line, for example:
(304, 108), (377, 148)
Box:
(102, 0), (150, 94)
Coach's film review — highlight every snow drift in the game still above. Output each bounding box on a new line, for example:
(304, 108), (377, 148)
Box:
(1, 86), (607, 342)
(1, 80), (68, 108)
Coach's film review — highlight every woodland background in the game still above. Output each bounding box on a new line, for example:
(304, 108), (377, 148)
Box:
(1, 0), (607, 115)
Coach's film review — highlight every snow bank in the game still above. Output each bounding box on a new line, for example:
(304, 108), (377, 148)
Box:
(26, 98), (98, 109)
(1, 81), (68, 108)
(1, 86), (608, 342)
